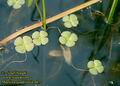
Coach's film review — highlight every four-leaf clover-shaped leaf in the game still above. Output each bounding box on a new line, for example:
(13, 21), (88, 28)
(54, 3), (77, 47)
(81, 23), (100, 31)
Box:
(87, 60), (104, 75)
(59, 31), (78, 47)
(7, 0), (25, 9)
(62, 14), (79, 28)
(14, 36), (34, 54)
(32, 31), (49, 46)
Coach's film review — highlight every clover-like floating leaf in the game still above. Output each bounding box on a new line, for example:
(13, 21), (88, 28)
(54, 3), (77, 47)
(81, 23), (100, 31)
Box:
(62, 15), (69, 22)
(66, 41), (75, 47)
(40, 31), (48, 37)
(64, 22), (72, 28)
(96, 66), (104, 73)
(13, 3), (22, 9)
(89, 68), (98, 75)
(32, 31), (49, 46)
(7, 0), (16, 6)
(7, 0), (25, 9)
(62, 14), (79, 28)
(70, 14), (79, 27)
(69, 33), (78, 41)
(94, 60), (102, 67)
(87, 61), (94, 68)
(14, 37), (23, 46)
(23, 36), (33, 44)
(14, 36), (34, 54)
(59, 31), (78, 47)
(61, 31), (71, 39)
(87, 60), (104, 75)
(70, 14), (78, 21)
(32, 31), (40, 39)
(59, 37), (66, 44)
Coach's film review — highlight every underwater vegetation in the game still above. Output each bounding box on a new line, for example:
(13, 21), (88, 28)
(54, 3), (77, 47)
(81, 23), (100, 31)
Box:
(0, 0), (120, 86)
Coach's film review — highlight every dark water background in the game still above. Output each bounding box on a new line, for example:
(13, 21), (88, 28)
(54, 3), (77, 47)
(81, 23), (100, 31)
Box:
(0, 0), (120, 86)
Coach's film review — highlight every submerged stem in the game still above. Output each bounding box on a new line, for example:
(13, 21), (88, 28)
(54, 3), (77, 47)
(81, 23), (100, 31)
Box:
(35, 0), (43, 20)
(42, 0), (47, 30)
(107, 0), (118, 24)
(71, 64), (88, 72)
(1, 53), (28, 71)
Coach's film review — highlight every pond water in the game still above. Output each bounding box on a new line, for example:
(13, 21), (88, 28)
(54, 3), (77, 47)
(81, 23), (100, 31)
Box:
(0, 0), (120, 86)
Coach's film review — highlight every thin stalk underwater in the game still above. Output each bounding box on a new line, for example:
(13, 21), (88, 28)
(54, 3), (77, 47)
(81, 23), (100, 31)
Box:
(42, 0), (47, 30)
(107, 0), (118, 24)
(97, 0), (119, 52)
(35, 0), (43, 21)
(42, 0), (47, 86)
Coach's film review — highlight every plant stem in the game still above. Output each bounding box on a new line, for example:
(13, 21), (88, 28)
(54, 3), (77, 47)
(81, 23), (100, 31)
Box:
(35, 0), (43, 20)
(42, 0), (46, 31)
(107, 0), (118, 24)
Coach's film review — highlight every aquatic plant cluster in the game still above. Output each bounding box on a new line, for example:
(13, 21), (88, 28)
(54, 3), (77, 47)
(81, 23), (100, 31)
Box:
(6, 0), (105, 76)
(14, 31), (48, 54)
(6, 1), (119, 83)
(14, 19), (78, 52)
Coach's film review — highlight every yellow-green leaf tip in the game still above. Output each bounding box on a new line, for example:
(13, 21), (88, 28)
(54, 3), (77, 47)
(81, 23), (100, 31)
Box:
(7, 0), (25, 9)
(59, 31), (78, 47)
(62, 14), (79, 28)
(14, 36), (34, 54)
(32, 31), (49, 46)
(87, 60), (104, 75)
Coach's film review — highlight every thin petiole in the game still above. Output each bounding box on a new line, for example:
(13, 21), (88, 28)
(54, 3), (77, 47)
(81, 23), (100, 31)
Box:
(35, 0), (43, 21)
(91, 76), (96, 86)
(71, 64), (88, 72)
(1, 53), (28, 71)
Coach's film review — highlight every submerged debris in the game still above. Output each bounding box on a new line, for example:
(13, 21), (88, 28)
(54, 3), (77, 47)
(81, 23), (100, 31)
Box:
(48, 45), (72, 65)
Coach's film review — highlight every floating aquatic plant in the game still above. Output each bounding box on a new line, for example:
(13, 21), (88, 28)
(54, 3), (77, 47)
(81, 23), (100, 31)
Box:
(87, 60), (104, 75)
(62, 14), (79, 28)
(0, 0), (101, 45)
(59, 31), (78, 47)
(7, 0), (25, 9)
(32, 31), (48, 46)
(14, 36), (34, 54)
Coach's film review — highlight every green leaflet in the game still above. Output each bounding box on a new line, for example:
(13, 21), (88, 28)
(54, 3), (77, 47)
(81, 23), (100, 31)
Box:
(32, 31), (49, 46)
(59, 31), (78, 47)
(7, 0), (25, 9)
(14, 36), (34, 54)
(62, 14), (79, 28)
